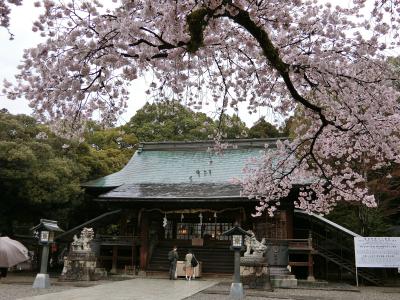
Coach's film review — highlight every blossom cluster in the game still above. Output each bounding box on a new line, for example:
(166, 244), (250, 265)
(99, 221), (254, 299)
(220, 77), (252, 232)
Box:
(3, 0), (400, 214)
(0, 0), (22, 38)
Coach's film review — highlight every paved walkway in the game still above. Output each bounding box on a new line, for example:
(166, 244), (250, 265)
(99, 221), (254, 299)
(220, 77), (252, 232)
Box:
(18, 278), (218, 300)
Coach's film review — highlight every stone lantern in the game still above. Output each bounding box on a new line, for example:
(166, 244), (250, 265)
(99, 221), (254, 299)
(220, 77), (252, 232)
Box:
(222, 225), (251, 300)
(32, 219), (63, 289)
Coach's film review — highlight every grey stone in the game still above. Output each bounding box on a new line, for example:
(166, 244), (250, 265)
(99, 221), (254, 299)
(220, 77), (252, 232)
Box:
(229, 282), (245, 300)
(32, 274), (50, 289)
(59, 228), (106, 282)
(270, 274), (298, 288)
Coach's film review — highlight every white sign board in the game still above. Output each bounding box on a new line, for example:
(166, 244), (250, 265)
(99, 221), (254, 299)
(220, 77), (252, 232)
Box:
(354, 237), (400, 268)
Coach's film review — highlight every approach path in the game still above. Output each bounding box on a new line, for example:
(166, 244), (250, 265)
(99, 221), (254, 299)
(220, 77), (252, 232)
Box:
(18, 278), (218, 300)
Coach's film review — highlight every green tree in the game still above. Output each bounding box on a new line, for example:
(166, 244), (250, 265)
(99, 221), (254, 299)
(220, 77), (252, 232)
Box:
(124, 101), (217, 141)
(217, 114), (248, 139)
(248, 118), (281, 139)
(327, 204), (390, 236)
(0, 111), (135, 234)
(82, 121), (137, 177)
(0, 112), (84, 233)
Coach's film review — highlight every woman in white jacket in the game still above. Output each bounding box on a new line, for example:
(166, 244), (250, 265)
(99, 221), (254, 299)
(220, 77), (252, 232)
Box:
(184, 250), (194, 280)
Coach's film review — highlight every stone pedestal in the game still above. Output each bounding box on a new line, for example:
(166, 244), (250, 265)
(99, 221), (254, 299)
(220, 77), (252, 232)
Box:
(59, 251), (106, 281)
(307, 275), (316, 282)
(268, 265), (298, 287)
(240, 256), (273, 291)
(270, 274), (297, 288)
(229, 282), (245, 300)
(266, 241), (297, 288)
(32, 273), (50, 289)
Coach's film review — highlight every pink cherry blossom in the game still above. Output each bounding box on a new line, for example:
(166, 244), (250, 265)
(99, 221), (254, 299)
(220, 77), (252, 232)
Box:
(3, 0), (400, 215)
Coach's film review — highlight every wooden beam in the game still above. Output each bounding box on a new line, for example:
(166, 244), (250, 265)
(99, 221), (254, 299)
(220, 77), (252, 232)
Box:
(139, 212), (149, 270)
(111, 245), (118, 274)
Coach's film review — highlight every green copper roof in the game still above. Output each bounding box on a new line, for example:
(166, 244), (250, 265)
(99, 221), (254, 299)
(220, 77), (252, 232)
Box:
(98, 183), (246, 200)
(83, 139), (279, 188)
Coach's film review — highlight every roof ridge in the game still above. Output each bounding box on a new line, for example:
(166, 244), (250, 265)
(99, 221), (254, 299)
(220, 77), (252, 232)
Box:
(139, 137), (286, 151)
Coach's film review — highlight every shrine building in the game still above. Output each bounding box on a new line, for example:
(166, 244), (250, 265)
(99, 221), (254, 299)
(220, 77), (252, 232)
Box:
(73, 138), (380, 284)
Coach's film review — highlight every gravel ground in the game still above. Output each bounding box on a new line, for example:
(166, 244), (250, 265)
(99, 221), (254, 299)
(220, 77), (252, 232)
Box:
(185, 283), (400, 300)
(0, 283), (73, 300)
(1, 277), (400, 300)
(0, 276), (110, 300)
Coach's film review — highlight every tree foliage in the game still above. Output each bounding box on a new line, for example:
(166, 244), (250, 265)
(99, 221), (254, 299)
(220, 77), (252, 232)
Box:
(124, 101), (215, 141)
(328, 204), (391, 237)
(0, 0), (22, 39)
(248, 118), (281, 139)
(124, 101), (248, 141)
(3, 0), (400, 215)
(0, 111), (134, 234)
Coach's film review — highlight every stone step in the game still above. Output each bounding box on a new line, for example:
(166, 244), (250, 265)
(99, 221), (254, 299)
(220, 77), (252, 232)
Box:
(149, 245), (235, 273)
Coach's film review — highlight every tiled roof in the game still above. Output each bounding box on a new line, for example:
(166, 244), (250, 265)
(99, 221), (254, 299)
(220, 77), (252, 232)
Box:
(83, 138), (308, 200)
(83, 139), (279, 188)
(97, 183), (248, 201)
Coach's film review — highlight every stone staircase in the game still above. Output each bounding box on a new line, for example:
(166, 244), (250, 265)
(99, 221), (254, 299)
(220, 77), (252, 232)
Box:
(148, 245), (234, 274)
(312, 232), (383, 286)
(295, 210), (384, 286)
(315, 243), (382, 286)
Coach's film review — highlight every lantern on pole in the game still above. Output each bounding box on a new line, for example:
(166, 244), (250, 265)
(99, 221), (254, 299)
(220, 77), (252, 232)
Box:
(222, 225), (252, 300)
(31, 219), (63, 289)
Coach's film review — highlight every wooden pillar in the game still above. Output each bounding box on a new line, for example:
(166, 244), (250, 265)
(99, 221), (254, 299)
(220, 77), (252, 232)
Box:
(131, 238), (136, 268)
(139, 212), (149, 270)
(307, 232), (315, 281)
(235, 210), (242, 225)
(120, 212), (128, 235)
(307, 253), (315, 281)
(129, 209), (137, 268)
(286, 209), (294, 239)
(111, 245), (118, 274)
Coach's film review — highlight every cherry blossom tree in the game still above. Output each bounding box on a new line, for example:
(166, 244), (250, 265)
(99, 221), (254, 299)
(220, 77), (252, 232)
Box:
(0, 0), (22, 39)
(3, 0), (400, 215)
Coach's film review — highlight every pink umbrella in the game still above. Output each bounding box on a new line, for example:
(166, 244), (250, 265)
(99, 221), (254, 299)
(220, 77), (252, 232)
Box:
(0, 237), (29, 268)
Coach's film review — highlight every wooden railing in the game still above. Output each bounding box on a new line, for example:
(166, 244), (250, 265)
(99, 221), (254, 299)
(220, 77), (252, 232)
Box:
(265, 238), (313, 251)
(95, 235), (139, 246)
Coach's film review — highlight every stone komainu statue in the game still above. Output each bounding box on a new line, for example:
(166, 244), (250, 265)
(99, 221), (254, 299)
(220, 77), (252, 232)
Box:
(240, 230), (272, 290)
(71, 227), (94, 252)
(244, 230), (267, 258)
(60, 227), (106, 281)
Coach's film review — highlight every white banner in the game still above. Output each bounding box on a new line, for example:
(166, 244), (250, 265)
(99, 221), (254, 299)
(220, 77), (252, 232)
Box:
(354, 237), (400, 268)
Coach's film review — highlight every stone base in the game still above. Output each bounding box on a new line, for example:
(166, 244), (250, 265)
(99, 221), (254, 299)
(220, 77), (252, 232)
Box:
(33, 273), (50, 289)
(298, 279), (328, 288)
(307, 275), (316, 282)
(229, 282), (245, 300)
(269, 266), (290, 276)
(270, 274), (298, 288)
(240, 265), (272, 291)
(92, 268), (108, 280)
(59, 251), (105, 281)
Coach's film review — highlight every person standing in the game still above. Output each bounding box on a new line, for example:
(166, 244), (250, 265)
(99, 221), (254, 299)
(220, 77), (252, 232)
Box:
(185, 250), (194, 280)
(0, 267), (7, 279)
(168, 245), (178, 280)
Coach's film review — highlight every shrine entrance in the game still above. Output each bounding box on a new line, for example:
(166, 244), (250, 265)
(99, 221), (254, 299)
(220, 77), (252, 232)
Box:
(147, 209), (240, 243)
(142, 208), (244, 274)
